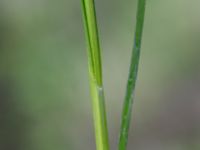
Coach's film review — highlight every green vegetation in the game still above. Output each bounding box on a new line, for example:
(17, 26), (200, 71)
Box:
(118, 0), (146, 149)
(81, 0), (110, 150)
(1, 0), (200, 150)
(82, 0), (146, 150)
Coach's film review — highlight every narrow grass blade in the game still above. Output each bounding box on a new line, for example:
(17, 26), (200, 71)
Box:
(81, 0), (110, 150)
(118, 0), (146, 150)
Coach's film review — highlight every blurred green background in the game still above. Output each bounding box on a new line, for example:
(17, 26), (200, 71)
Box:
(0, 0), (200, 150)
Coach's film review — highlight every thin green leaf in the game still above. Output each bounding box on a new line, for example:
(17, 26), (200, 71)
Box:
(118, 0), (146, 150)
(81, 0), (110, 150)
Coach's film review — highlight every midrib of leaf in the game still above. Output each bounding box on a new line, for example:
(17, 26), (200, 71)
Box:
(118, 0), (146, 150)
(81, 0), (110, 150)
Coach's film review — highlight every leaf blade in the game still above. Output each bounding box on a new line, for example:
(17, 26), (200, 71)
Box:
(118, 0), (146, 149)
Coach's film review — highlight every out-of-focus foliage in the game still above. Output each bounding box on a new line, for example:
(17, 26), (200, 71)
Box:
(0, 0), (200, 150)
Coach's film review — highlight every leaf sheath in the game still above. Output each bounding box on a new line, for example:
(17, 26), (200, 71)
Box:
(81, 0), (110, 150)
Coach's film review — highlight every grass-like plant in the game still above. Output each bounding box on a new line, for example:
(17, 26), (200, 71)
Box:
(118, 0), (146, 149)
(81, 0), (146, 150)
(81, 0), (110, 150)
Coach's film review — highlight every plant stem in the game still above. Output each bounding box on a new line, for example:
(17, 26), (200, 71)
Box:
(118, 0), (146, 150)
(81, 0), (110, 150)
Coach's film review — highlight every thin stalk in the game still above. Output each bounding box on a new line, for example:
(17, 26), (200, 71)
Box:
(118, 0), (146, 150)
(81, 0), (110, 150)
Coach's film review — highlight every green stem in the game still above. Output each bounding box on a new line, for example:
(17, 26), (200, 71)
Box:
(81, 0), (110, 150)
(118, 0), (146, 150)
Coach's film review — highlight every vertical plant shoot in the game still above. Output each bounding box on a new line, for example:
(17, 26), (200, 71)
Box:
(118, 0), (146, 150)
(81, 0), (110, 150)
